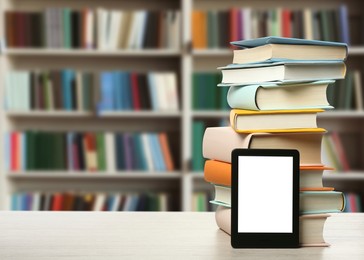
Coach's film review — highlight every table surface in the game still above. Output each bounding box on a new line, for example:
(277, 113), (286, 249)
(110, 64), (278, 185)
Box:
(0, 212), (363, 260)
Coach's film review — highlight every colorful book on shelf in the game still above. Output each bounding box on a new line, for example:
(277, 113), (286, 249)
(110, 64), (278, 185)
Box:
(204, 160), (334, 191)
(215, 206), (331, 247)
(225, 80), (334, 110)
(203, 127), (324, 165)
(219, 60), (346, 85)
(229, 109), (325, 133)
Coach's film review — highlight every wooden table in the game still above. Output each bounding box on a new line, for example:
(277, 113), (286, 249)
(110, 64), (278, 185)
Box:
(0, 212), (363, 259)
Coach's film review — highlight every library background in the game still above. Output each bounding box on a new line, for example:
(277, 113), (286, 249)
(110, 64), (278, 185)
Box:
(0, 0), (363, 212)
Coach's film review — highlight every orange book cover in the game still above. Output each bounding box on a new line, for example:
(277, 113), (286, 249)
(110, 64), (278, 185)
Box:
(204, 160), (334, 191)
(159, 133), (175, 171)
(192, 11), (207, 49)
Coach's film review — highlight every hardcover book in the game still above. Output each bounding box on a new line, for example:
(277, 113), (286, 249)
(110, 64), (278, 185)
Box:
(225, 80), (334, 110)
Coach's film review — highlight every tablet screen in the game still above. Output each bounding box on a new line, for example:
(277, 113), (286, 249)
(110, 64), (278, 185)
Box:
(238, 156), (293, 233)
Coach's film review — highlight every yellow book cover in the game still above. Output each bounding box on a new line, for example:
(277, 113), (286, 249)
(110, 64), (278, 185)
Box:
(230, 108), (326, 133)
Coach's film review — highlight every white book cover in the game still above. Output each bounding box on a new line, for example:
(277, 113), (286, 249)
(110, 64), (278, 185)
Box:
(159, 193), (168, 211)
(141, 133), (154, 171)
(32, 192), (41, 211)
(165, 72), (179, 110)
(168, 11), (181, 50)
(85, 9), (95, 49)
(122, 194), (133, 211)
(93, 193), (106, 211)
(23, 72), (31, 110)
(111, 194), (121, 211)
(105, 132), (116, 173)
(96, 8), (108, 50)
(304, 9), (314, 40)
(243, 8), (252, 40)
(155, 73), (168, 110)
(127, 11), (139, 49)
(136, 11), (148, 49)
(109, 10), (122, 50)
(5, 73), (13, 110)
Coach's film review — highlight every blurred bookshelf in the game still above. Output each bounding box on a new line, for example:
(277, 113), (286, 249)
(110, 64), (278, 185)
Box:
(1, 0), (364, 212)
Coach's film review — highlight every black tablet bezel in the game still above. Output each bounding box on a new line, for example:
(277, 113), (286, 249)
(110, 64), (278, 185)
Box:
(231, 149), (300, 248)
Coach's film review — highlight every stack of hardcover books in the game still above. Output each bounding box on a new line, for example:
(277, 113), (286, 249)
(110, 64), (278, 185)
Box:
(202, 36), (347, 246)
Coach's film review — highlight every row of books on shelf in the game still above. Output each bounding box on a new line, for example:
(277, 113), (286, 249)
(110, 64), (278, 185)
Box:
(98, 71), (178, 112)
(10, 191), (174, 211)
(5, 9), (180, 50)
(328, 70), (363, 111)
(5, 70), (179, 112)
(192, 72), (229, 110)
(5, 70), (93, 111)
(192, 5), (350, 49)
(6, 131), (176, 172)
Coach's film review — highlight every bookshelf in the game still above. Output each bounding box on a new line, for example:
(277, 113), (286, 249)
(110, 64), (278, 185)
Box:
(1, 0), (364, 212)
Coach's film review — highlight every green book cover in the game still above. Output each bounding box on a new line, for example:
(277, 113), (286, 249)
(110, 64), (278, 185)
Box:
(26, 131), (35, 170)
(96, 132), (106, 171)
(206, 73), (217, 109)
(218, 86), (229, 110)
(63, 8), (72, 48)
(211, 11), (219, 49)
(192, 73), (200, 110)
(82, 73), (93, 111)
(192, 121), (205, 171)
(320, 10), (330, 41)
(198, 73), (207, 109)
(207, 11), (214, 49)
(148, 193), (159, 211)
(133, 134), (147, 170)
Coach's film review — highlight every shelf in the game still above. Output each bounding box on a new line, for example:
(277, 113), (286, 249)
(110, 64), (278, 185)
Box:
(3, 48), (181, 57)
(323, 172), (364, 181)
(7, 171), (182, 179)
(6, 111), (94, 118)
(98, 111), (182, 118)
(192, 49), (232, 56)
(192, 111), (230, 117)
(318, 110), (364, 118)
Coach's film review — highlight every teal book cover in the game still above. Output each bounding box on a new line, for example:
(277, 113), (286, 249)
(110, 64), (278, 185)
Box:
(231, 36), (348, 48)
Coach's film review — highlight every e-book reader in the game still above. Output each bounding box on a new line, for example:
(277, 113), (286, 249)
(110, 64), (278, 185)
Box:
(231, 149), (300, 248)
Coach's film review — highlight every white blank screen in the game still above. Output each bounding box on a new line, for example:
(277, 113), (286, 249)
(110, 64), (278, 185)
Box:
(238, 156), (293, 233)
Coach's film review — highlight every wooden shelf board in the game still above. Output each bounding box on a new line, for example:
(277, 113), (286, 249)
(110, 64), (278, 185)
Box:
(6, 111), (94, 117)
(192, 111), (230, 117)
(323, 172), (364, 181)
(98, 111), (182, 118)
(319, 110), (364, 118)
(7, 171), (182, 179)
(4, 48), (181, 57)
